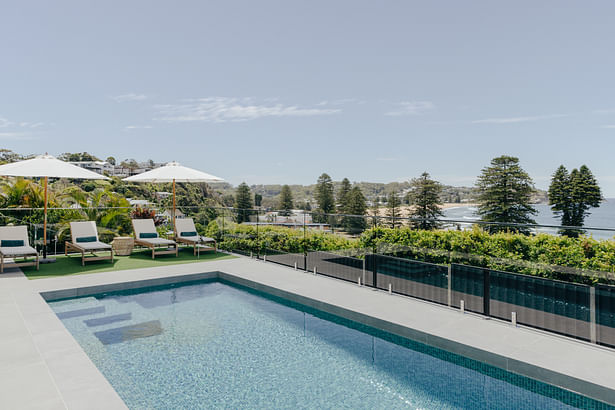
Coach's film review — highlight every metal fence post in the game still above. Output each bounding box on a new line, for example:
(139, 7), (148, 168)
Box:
(590, 286), (597, 344)
(483, 268), (490, 316)
(221, 207), (225, 247)
(303, 211), (307, 271)
(362, 257), (366, 286)
(448, 264), (452, 307)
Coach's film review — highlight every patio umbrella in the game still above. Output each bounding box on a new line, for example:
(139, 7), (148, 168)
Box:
(0, 154), (110, 259)
(123, 161), (223, 231)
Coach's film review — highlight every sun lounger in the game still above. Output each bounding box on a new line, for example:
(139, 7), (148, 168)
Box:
(174, 218), (217, 257)
(0, 225), (39, 272)
(65, 221), (113, 266)
(132, 219), (178, 259)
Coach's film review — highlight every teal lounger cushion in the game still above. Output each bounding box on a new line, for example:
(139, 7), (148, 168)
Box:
(76, 236), (97, 243)
(140, 232), (158, 239)
(180, 231), (197, 237)
(1, 239), (24, 247)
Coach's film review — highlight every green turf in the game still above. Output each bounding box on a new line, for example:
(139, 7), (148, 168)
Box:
(21, 248), (237, 279)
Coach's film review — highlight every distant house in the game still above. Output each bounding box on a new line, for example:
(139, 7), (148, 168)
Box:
(159, 209), (185, 220)
(155, 191), (173, 200)
(69, 161), (114, 175)
(128, 199), (150, 206)
(69, 160), (165, 177)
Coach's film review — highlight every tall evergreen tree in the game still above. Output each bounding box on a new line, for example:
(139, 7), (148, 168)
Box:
(278, 185), (294, 216)
(476, 155), (537, 234)
(385, 192), (402, 228)
(337, 178), (352, 213)
(314, 173), (335, 223)
(234, 182), (253, 223)
(408, 172), (444, 230)
(344, 186), (367, 233)
(548, 165), (572, 229)
(254, 193), (263, 207)
(549, 164), (602, 237)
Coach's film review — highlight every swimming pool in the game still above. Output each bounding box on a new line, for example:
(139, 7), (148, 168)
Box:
(48, 280), (610, 409)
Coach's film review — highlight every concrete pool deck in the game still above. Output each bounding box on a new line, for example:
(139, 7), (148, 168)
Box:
(1, 255), (615, 408)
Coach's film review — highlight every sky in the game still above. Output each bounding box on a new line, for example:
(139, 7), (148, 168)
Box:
(1, 1), (615, 195)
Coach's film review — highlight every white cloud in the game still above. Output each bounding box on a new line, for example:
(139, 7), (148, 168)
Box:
(601, 125), (615, 129)
(0, 117), (44, 129)
(593, 108), (615, 114)
(0, 132), (31, 139)
(125, 125), (153, 130)
(376, 157), (398, 161)
(112, 93), (147, 102)
(471, 114), (567, 124)
(385, 101), (435, 116)
(155, 97), (341, 123)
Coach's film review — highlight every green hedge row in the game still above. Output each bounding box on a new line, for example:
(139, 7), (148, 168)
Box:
(205, 220), (615, 285)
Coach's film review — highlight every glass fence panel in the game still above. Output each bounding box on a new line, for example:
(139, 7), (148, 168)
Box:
(597, 284), (615, 347)
(489, 270), (591, 341)
(368, 254), (448, 305)
(259, 248), (305, 270)
(450, 264), (485, 314)
(306, 251), (366, 285)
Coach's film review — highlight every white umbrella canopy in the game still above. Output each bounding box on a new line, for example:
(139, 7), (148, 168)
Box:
(0, 154), (110, 259)
(123, 162), (223, 232)
(123, 161), (223, 183)
(0, 154), (111, 180)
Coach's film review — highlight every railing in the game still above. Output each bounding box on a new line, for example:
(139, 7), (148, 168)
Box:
(1, 204), (614, 347)
(212, 206), (615, 348)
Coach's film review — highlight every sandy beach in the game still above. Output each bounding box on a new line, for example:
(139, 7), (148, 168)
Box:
(373, 203), (478, 217)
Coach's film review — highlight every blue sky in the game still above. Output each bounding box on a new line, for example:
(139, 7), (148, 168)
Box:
(1, 1), (615, 195)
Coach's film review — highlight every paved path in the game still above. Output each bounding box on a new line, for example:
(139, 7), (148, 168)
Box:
(2, 255), (615, 408)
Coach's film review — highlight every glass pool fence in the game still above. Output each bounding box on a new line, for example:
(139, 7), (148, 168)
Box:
(1, 205), (614, 348)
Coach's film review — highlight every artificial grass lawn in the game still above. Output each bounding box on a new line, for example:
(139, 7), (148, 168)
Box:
(22, 248), (237, 279)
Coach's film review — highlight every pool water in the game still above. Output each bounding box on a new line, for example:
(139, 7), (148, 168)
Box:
(49, 280), (608, 409)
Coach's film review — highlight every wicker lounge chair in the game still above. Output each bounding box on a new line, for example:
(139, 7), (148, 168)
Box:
(174, 218), (216, 257)
(0, 225), (39, 273)
(132, 219), (178, 259)
(65, 221), (113, 266)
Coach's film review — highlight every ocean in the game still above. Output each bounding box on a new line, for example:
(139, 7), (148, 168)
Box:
(442, 199), (615, 240)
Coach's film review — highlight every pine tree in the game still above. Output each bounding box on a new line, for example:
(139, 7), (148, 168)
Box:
(408, 172), (443, 230)
(314, 173), (335, 223)
(254, 193), (263, 207)
(337, 178), (352, 213)
(476, 155), (537, 234)
(385, 192), (402, 228)
(549, 165), (602, 237)
(548, 165), (572, 228)
(344, 186), (367, 233)
(234, 182), (253, 223)
(278, 185), (294, 216)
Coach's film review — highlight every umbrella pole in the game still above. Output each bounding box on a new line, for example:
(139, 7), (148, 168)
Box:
(172, 178), (176, 235)
(43, 176), (48, 259)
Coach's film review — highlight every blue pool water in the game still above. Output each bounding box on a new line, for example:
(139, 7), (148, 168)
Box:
(49, 280), (608, 409)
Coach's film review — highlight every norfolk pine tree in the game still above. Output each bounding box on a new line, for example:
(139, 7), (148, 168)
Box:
(344, 186), (367, 233)
(476, 155), (537, 234)
(385, 192), (402, 228)
(408, 172), (444, 230)
(549, 164), (602, 237)
(234, 182), (253, 223)
(278, 185), (294, 216)
(336, 178), (352, 213)
(314, 173), (335, 223)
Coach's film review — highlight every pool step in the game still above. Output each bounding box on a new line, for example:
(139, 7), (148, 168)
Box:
(93, 320), (163, 345)
(56, 306), (105, 319)
(84, 313), (132, 327)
